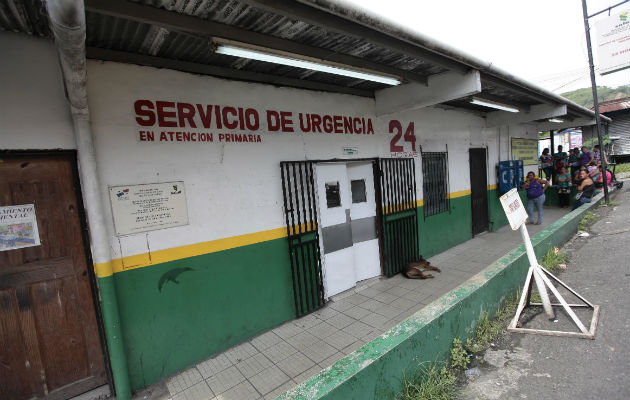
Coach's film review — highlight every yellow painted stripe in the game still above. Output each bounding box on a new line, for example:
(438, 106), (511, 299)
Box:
(448, 189), (471, 199)
(487, 184), (497, 190)
(94, 260), (115, 278)
(94, 188), (488, 277)
(94, 227), (287, 278)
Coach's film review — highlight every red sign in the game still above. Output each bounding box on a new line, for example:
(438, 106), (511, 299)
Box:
(133, 100), (375, 144)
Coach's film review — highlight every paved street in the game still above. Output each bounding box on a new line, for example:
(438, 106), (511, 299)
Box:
(459, 184), (630, 400)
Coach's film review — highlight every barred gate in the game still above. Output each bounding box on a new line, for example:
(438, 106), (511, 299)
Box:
(280, 161), (325, 317)
(378, 158), (420, 277)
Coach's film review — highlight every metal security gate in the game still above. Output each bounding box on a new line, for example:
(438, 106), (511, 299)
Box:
(469, 148), (489, 235)
(378, 158), (420, 277)
(280, 161), (324, 317)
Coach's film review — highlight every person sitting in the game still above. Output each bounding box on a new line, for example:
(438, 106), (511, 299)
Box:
(580, 146), (594, 167)
(572, 170), (595, 210)
(568, 147), (580, 178)
(594, 165), (612, 189)
(553, 145), (568, 172)
(587, 161), (598, 178)
(555, 166), (572, 208)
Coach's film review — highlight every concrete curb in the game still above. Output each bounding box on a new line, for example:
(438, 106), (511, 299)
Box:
(277, 193), (606, 400)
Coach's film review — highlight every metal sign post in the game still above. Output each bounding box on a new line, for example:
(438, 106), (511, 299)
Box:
(499, 189), (600, 339)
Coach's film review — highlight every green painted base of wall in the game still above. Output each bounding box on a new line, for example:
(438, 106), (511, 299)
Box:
(280, 194), (602, 400)
(105, 189), (576, 393)
(544, 186), (578, 208)
(418, 196), (473, 258)
(111, 238), (295, 390)
(419, 190), (515, 256)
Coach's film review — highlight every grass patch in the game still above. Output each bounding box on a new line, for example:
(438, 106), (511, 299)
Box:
(599, 199), (618, 207)
(398, 364), (457, 400)
(450, 338), (469, 370)
(540, 247), (567, 274)
(614, 163), (630, 174)
(398, 296), (519, 399)
(466, 295), (518, 353)
(578, 210), (598, 231)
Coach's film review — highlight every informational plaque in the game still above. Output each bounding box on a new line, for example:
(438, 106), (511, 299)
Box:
(0, 204), (41, 251)
(499, 188), (528, 230)
(511, 138), (538, 166)
(109, 181), (188, 236)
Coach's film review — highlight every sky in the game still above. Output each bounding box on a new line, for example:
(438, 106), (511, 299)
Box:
(343, 0), (629, 93)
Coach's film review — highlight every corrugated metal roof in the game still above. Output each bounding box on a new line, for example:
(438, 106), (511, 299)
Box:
(0, 0), (51, 37)
(0, 0), (603, 119)
(592, 97), (630, 113)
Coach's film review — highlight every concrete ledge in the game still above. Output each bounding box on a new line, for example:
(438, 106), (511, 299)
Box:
(278, 194), (605, 400)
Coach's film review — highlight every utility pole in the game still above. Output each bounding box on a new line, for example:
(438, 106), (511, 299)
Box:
(581, 0), (609, 203)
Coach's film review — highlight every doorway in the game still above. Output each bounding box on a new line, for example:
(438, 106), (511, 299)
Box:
(0, 154), (107, 400)
(315, 161), (380, 298)
(469, 148), (489, 236)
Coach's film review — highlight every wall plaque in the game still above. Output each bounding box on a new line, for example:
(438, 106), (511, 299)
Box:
(109, 181), (188, 236)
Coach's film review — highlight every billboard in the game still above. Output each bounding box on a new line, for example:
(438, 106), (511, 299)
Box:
(595, 9), (630, 75)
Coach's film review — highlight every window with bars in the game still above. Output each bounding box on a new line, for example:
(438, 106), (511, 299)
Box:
(422, 152), (450, 217)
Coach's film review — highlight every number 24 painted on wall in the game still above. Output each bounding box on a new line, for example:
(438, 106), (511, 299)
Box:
(389, 120), (416, 152)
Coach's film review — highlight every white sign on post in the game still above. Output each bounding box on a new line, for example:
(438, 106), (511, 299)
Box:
(595, 8), (630, 75)
(109, 181), (189, 236)
(499, 188), (528, 230)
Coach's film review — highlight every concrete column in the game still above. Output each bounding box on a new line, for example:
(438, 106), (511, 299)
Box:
(45, 1), (131, 398)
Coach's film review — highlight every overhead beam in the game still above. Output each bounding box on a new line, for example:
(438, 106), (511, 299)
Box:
(86, 47), (374, 98)
(486, 104), (568, 127)
(241, 0), (470, 74)
(374, 70), (481, 116)
(85, 0), (428, 85)
(481, 74), (554, 105)
(536, 118), (596, 132)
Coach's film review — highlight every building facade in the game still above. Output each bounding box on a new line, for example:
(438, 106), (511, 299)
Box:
(0, 1), (604, 399)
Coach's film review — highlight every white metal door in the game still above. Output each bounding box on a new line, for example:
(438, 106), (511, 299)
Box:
(347, 162), (380, 281)
(315, 162), (380, 298)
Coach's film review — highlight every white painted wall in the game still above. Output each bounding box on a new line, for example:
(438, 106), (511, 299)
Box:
(485, 123), (540, 184)
(86, 61), (525, 262)
(0, 32), (75, 149)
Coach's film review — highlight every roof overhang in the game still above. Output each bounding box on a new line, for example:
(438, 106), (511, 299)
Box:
(1, 0), (609, 125)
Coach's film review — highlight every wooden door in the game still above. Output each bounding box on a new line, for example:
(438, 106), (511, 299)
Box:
(469, 148), (489, 236)
(0, 155), (107, 400)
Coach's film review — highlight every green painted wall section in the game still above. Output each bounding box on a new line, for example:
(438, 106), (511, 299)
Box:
(96, 275), (131, 400)
(544, 186), (578, 208)
(417, 196), (473, 258)
(110, 238), (295, 390)
(487, 188), (508, 231)
(278, 195), (601, 400)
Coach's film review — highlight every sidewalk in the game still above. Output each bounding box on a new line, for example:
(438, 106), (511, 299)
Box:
(140, 207), (572, 400)
(459, 185), (629, 400)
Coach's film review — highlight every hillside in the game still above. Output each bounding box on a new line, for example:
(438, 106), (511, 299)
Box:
(561, 85), (630, 108)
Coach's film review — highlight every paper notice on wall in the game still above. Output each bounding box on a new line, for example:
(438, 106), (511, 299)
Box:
(0, 204), (41, 251)
(109, 181), (189, 236)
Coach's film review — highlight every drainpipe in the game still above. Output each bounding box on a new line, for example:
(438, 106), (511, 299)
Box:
(45, 1), (131, 399)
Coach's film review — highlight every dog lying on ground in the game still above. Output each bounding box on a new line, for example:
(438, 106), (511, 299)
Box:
(404, 257), (441, 279)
